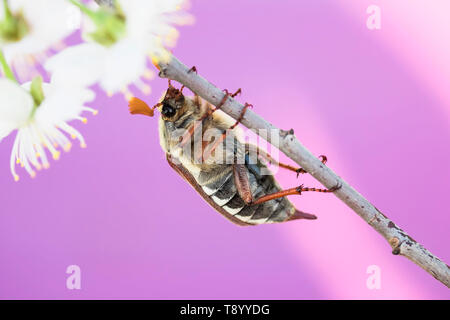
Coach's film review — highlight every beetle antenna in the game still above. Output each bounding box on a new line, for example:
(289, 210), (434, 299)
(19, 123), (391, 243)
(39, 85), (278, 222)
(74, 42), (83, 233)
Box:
(129, 97), (160, 117)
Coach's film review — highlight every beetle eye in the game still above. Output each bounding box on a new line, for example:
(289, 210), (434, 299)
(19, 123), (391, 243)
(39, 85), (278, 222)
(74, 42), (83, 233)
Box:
(161, 103), (176, 118)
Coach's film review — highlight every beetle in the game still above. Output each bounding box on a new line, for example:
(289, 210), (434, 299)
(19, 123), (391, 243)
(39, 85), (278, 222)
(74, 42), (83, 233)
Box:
(128, 78), (338, 225)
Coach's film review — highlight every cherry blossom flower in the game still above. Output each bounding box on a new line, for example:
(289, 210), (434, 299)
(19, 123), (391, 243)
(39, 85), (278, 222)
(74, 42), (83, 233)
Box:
(0, 75), (96, 181)
(0, 0), (76, 80)
(45, 0), (193, 99)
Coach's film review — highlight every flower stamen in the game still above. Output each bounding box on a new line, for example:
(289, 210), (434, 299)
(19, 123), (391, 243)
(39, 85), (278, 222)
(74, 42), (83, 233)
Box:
(143, 69), (154, 80)
(120, 87), (133, 101)
(134, 79), (151, 95)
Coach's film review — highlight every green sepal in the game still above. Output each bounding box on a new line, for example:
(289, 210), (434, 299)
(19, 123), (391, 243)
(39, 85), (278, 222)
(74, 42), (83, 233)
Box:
(30, 76), (45, 107)
(0, 0), (29, 43)
(69, 0), (125, 47)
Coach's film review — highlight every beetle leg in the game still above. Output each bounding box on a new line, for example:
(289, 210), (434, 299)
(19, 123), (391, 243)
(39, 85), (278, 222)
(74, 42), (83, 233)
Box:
(250, 182), (341, 206)
(209, 88), (241, 115)
(187, 66), (197, 74)
(230, 88), (242, 98)
(202, 102), (251, 162)
(179, 88), (233, 148)
(233, 164), (253, 204)
(295, 155), (327, 177)
(229, 102), (251, 130)
(246, 143), (328, 177)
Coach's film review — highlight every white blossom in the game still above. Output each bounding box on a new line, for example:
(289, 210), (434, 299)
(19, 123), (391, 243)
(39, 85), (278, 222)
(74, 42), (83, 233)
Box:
(0, 0), (76, 80)
(0, 78), (96, 181)
(45, 0), (194, 99)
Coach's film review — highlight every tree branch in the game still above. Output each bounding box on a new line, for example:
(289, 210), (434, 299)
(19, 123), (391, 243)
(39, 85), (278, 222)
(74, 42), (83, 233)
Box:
(156, 55), (450, 288)
(95, 0), (450, 288)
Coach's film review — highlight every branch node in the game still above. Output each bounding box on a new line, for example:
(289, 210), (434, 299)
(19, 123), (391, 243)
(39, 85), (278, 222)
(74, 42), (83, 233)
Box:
(280, 128), (295, 138)
(158, 69), (168, 79)
(389, 237), (403, 255)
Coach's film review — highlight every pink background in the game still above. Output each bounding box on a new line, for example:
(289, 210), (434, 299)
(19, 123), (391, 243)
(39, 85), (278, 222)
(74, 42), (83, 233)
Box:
(0, 0), (449, 299)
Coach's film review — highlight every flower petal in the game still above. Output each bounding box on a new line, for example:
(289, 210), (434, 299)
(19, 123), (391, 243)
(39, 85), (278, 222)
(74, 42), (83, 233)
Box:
(45, 43), (107, 88)
(100, 38), (147, 93)
(34, 83), (95, 124)
(9, 81), (95, 180)
(0, 79), (33, 140)
(2, 0), (76, 59)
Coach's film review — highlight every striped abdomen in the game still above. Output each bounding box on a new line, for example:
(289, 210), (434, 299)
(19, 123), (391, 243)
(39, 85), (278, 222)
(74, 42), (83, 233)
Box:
(197, 161), (296, 225)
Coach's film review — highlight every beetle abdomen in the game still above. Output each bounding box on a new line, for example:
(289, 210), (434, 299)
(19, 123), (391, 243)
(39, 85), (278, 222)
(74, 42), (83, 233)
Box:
(199, 164), (296, 225)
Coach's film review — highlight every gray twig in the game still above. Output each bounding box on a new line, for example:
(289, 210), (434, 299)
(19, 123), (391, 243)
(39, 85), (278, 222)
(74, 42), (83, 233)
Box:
(96, 0), (450, 288)
(157, 55), (450, 288)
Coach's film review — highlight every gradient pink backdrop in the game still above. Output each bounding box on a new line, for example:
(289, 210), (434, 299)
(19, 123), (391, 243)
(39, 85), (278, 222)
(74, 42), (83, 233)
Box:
(0, 0), (449, 299)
